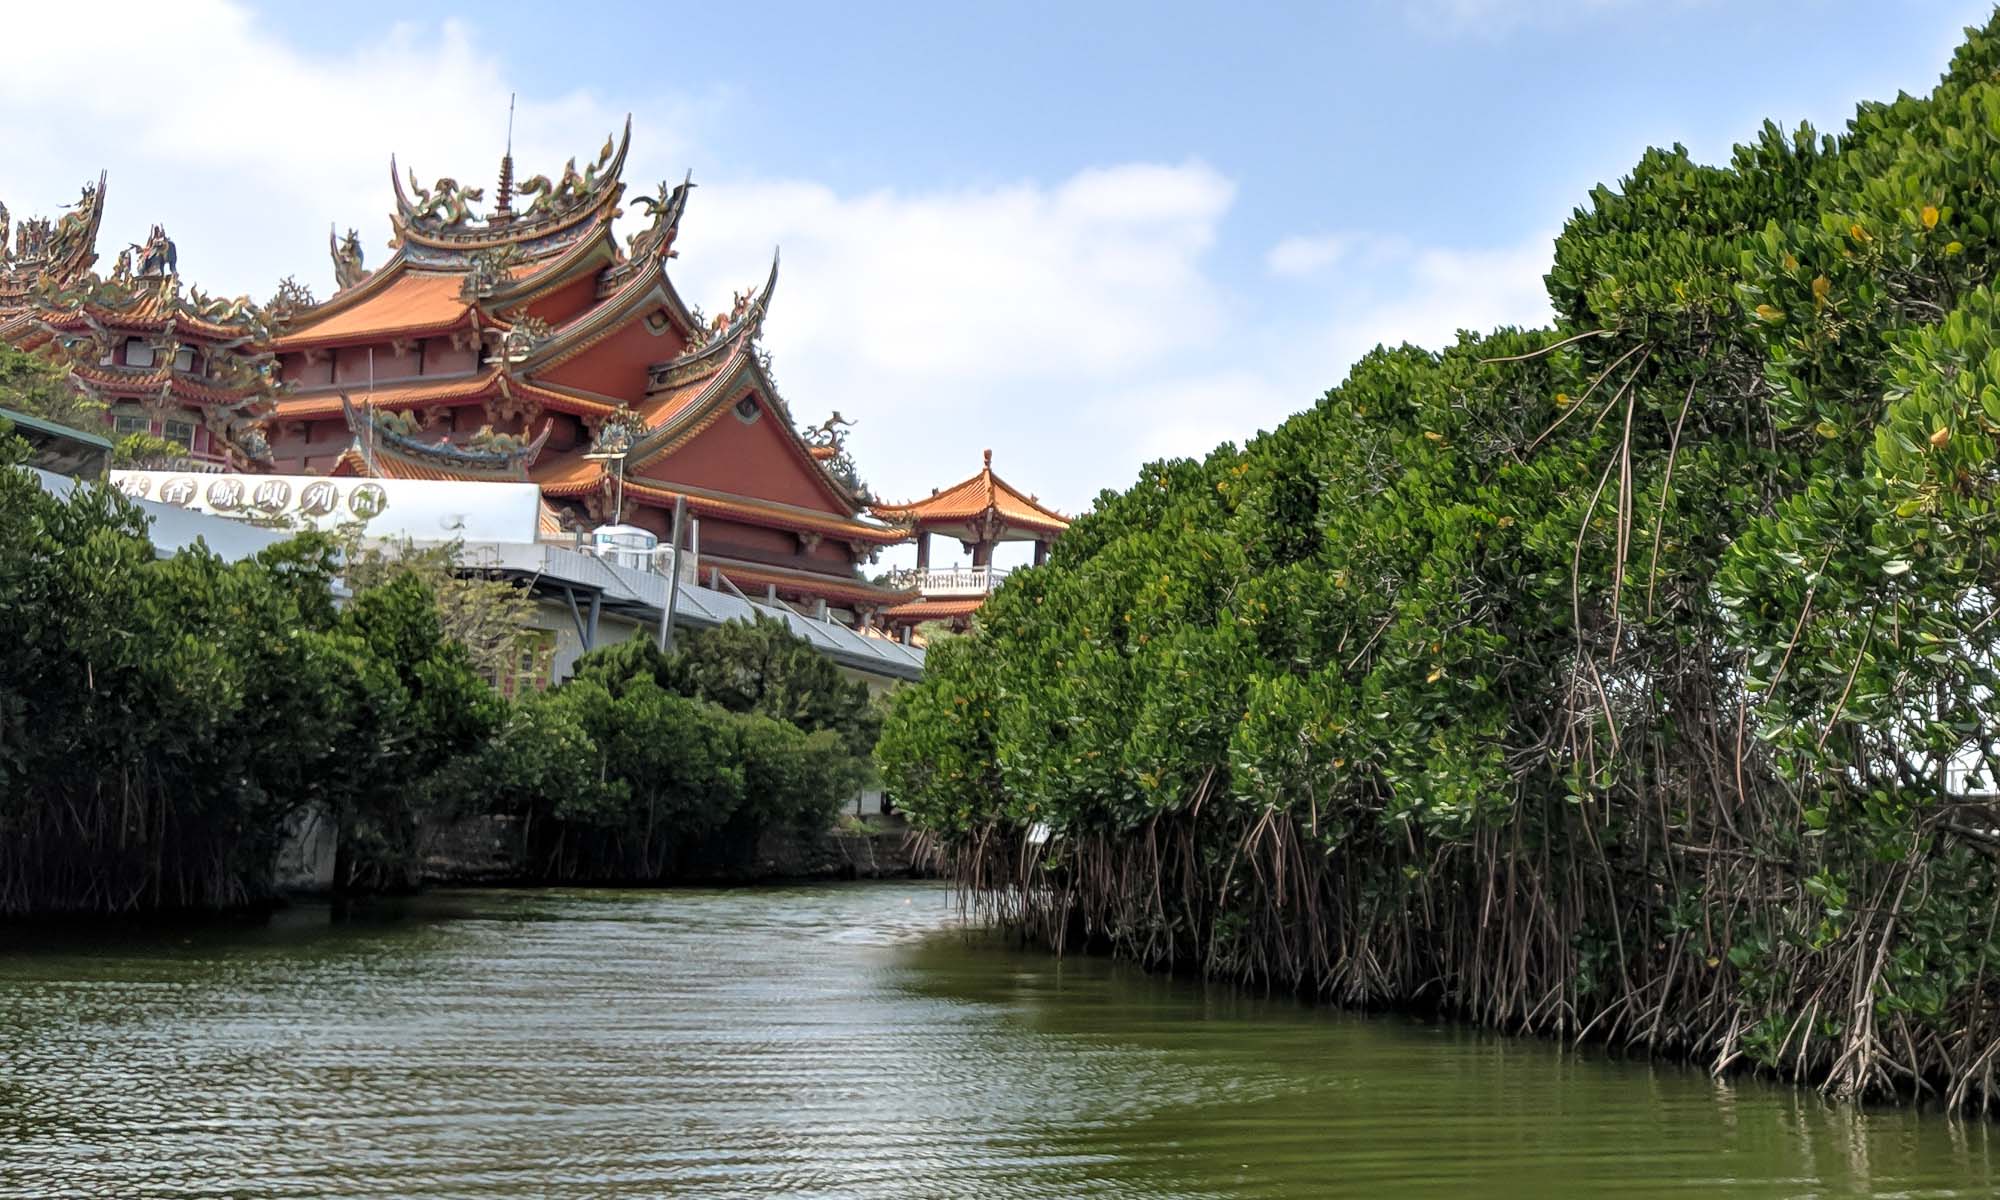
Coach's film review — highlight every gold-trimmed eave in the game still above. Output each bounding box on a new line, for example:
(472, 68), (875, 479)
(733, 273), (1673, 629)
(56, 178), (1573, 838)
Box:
(881, 595), (988, 623)
(476, 218), (622, 314)
(606, 253), (867, 517)
(273, 369), (504, 420)
(703, 555), (916, 608)
(388, 118), (632, 263)
(36, 304), (260, 351)
(68, 362), (269, 411)
(538, 469), (905, 546)
(510, 239), (725, 376)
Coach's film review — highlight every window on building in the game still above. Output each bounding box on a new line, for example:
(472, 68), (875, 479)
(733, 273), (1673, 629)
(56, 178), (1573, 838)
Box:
(734, 394), (761, 423)
(173, 346), (196, 373)
(162, 419), (195, 449)
(111, 412), (150, 438)
(124, 339), (155, 368)
(495, 630), (557, 697)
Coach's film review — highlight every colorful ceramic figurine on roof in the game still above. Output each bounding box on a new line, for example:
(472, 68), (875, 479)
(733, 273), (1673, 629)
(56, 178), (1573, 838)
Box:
(0, 173), (107, 326)
(261, 118), (909, 625)
(872, 449), (1070, 635)
(2, 180), (281, 468)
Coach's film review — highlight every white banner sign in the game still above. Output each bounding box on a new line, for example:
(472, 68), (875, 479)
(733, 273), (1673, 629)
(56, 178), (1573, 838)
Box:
(111, 471), (543, 543)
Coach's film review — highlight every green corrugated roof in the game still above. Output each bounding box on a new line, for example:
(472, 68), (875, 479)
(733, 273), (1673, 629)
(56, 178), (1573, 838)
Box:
(0, 406), (114, 451)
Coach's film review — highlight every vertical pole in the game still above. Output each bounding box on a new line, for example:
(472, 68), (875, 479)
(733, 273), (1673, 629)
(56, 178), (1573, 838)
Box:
(916, 530), (931, 570)
(1035, 539), (1048, 567)
(659, 495), (687, 652)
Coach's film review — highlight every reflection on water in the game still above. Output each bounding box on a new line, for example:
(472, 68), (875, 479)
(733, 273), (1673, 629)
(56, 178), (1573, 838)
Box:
(0, 883), (1993, 1198)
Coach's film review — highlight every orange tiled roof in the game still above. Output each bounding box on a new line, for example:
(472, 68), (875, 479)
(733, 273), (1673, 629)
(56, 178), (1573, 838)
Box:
(274, 372), (502, 420)
(709, 559), (911, 607)
(512, 380), (620, 420)
(69, 363), (263, 406)
(620, 478), (906, 544)
(882, 596), (987, 621)
(872, 449), (1069, 535)
(272, 272), (470, 348)
(40, 293), (251, 344)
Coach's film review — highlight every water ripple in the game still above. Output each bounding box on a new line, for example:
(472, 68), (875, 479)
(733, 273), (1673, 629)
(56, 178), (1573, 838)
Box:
(0, 882), (1994, 1198)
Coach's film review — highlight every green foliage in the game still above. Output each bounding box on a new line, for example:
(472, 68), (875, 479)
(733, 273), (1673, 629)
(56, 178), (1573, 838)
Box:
(485, 620), (874, 881)
(340, 535), (543, 687)
(0, 342), (98, 431)
(879, 14), (2000, 1109)
(110, 432), (187, 469)
(0, 440), (498, 911)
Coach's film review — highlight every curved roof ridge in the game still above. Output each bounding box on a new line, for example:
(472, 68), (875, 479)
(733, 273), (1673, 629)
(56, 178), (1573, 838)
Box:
(872, 448), (1070, 532)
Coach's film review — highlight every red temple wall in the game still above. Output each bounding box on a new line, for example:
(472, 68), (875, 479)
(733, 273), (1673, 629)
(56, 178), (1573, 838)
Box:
(638, 401), (846, 516)
(282, 352), (333, 389)
(279, 338), (484, 394)
(693, 514), (859, 579)
(523, 275), (606, 327)
(543, 413), (582, 452)
(534, 314), (680, 401)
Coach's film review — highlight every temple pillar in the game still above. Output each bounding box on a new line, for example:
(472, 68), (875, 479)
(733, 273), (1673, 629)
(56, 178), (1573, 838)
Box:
(1034, 539), (1049, 567)
(916, 530), (931, 570)
(972, 541), (991, 568)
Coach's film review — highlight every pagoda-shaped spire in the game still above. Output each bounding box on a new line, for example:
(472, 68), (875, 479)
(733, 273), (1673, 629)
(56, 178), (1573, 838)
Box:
(492, 94), (517, 223)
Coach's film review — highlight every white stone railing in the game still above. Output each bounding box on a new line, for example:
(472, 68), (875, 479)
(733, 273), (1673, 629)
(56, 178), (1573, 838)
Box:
(887, 565), (1007, 597)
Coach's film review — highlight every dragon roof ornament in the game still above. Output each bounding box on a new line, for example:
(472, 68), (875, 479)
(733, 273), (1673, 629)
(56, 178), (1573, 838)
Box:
(0, 172), (107, 315)
(340, 391), (552, 478)
(387, 117), (632, 266)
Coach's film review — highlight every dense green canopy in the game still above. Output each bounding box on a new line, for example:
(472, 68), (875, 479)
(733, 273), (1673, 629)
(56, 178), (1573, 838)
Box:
(880, 16), (2000, 1108)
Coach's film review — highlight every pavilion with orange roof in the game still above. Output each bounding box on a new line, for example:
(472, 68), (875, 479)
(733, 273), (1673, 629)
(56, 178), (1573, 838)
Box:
(871, 449), (1069, 635)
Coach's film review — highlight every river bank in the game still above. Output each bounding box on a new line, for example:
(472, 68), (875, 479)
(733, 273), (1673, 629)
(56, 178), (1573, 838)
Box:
(419, 813), (931, 887)
(271, 808), (931, 895)
(2, 881), (1995, 1198)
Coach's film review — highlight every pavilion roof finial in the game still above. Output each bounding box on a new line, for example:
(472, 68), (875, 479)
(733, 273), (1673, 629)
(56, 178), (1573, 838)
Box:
(983, 448), (992, 470)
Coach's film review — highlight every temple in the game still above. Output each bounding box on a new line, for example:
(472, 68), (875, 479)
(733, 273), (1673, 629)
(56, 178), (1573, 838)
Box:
(2, 125), (1072, 641)
(258, 121), (909, 624)
(873, 449), (1069, 634)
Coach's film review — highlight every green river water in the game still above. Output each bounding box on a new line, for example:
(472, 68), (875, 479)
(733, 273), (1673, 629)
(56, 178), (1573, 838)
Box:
(1, 881), (1996, 1198)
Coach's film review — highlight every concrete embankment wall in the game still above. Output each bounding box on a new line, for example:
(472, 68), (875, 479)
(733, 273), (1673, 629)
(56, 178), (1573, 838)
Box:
(417, 814), (930, 887)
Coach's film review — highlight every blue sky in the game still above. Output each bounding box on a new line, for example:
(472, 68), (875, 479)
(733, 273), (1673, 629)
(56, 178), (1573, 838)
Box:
(2, 1), (1992, 561)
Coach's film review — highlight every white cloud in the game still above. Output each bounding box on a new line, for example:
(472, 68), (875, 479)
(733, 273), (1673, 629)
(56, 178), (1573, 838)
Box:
(0, 1), (699, 302)
(1265, 234), (1354, 277)
(0, 0), (1559, 546)
(1301, 232), (1558, 381)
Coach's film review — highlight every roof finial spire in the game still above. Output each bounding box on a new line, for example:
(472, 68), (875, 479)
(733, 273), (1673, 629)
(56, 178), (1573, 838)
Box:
(494, 92), (517, 220)
(983, 448), (992, 470)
